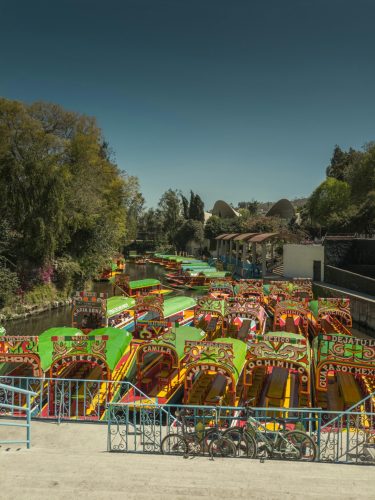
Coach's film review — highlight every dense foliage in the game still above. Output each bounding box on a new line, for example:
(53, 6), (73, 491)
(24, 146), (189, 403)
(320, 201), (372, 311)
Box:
(304, 143), (375, 234)
(0, 98), (143, 308)
(137, 190), (205, 252)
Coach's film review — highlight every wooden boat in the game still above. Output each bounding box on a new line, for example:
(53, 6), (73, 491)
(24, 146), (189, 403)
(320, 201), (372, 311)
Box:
(96, 255), (126, 281)
(313, 332), (375, 413)
(309, 298), (352, 337)
(117, 326), (206, 406)
(225, 298), (267, 340)
(131, 295), (197, 339)
(113, 275), (172, 297)
(244, 332), (312, 409)
(183, 338), (247, 406)
(273, 300), (312, 340)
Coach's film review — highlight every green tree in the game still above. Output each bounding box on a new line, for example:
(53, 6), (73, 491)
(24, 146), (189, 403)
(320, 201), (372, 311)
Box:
(180, 194), (189, 219)
(0, 97), (143, 298)
(345, 142), (375, 203)
(326, 145), (362, 182)
(175, 220), (204, 251)
(158, 189), (183, 246)
(307, 178), (351, 228)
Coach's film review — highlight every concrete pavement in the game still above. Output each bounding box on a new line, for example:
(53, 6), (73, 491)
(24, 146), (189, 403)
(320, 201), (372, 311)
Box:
(0, 420), (374, 499)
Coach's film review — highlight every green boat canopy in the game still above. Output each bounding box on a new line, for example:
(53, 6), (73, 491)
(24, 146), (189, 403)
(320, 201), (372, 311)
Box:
(38, 326), (133, 372)
(106, 296), (135, 318)
(309, 300), (319, 318)
(146, 326), (205, 360)
(129, 278), (161, 289)
(196, 298), (228, 317)
(163, 296), (196, 317)
(38, 327), (83, 372)
(213, 338), (247, 382)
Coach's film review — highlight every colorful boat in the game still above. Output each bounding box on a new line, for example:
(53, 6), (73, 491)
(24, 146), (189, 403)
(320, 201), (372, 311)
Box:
(72, 292), (138, 332)
(113, 275), (172, 297)
(183, 338), (247, 406)
(184, 273), (231, 292)
(209, 281), (235, 299)
(244, 332), (312, 409)
(313, 332), (375, 412)
(132, 295), (197, 339)
(273, 300), (312, 339)
(225, 298), (267, 340)
(193, 297), (228, 340)
(39, 326), (133, 418)
(0, 334), (42, 378)
(290, 278), (313, 300)
(119, 326), (206, 405)
(97, 255), (125, 281)
(310, 298), (352, 336)
(264, 282), (292, 315)
(234, 280), (264, 302)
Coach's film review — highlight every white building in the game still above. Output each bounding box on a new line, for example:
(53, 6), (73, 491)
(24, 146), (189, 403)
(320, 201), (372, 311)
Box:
(283, 244), (325, 281)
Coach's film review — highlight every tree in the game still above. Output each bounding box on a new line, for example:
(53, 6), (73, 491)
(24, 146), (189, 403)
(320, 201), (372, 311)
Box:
(0, 97), (143, 297)
(175, 220), (204, 251)
(326, 145), (363, 182)
(307, 178), (351, 228)
(188, 191), (205, 222)
(351, 191), (375, 234)
(158, 189), (183, 246)
(345, 142), (375, 203)
(180, 194), (189, 219)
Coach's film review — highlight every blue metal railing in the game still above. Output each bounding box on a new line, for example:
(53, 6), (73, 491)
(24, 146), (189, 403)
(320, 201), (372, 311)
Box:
(107, 401), (375, 464)
(0, 376), (165, 423)
(1, 375), (375, 463)
(0, 383), (37, 449)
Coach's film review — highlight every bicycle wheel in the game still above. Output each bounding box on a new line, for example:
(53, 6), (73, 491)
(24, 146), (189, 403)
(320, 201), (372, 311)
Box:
(161, 434), (188, 456)
(223, 427), (256, 458)
(279, 431), (317, 462)
(209, 437), (237, 458)
(202, 428), (219, 454)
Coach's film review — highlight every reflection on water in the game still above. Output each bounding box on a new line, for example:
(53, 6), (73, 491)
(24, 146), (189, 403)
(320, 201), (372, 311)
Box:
(3, 262), (371, 339)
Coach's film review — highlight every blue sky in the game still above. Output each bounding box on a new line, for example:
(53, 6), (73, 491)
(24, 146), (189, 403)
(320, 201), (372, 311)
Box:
(1, 0), (374, 209)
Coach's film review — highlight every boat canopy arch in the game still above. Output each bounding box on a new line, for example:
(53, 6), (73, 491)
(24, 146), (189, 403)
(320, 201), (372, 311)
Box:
(245, 332), (311, 398)
(40, 327), (132, 378)
(136, 326), (205, 371)
(313, 333), (375, 391)
(234, 280), (264, 300)
(183, 338), (247, 394)
(0, 335), (42, 377)
(193, 298), (228, 325)
(273, 300), (311, 338)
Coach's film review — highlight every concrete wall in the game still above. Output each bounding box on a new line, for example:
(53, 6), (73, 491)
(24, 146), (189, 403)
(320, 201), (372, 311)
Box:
(325, 265), (375, 296)
(283, 244), (325, 280)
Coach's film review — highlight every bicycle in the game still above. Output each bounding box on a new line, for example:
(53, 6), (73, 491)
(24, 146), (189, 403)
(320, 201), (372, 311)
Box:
(206, 401), (237, 459)
(223, 403), (317, 461)
(161, 408), (234, 457)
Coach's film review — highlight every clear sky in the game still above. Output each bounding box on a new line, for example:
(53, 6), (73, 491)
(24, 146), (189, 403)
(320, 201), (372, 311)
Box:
(1, 0), (374, 209)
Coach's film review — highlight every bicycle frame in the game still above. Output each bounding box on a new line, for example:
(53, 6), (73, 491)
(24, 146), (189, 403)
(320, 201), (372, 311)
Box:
(245, 415), (300, 458)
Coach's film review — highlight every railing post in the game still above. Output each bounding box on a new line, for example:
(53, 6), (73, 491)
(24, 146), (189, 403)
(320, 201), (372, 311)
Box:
(26, 393), (31, 449)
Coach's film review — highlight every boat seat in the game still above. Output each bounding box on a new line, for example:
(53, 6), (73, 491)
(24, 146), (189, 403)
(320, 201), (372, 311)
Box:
(267, 368), (288, 400)
(205, 374), (227, 404)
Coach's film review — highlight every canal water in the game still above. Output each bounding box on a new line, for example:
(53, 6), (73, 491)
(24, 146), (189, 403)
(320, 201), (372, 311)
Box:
(4, 262), (370, 338)
(4, 263), (198, 336)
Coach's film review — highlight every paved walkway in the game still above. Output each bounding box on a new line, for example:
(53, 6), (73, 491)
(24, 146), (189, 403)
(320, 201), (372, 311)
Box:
(1, 420), (374, 499)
